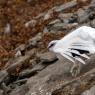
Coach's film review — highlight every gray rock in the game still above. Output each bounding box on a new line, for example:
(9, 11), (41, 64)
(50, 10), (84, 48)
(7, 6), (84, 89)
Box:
(44, 10), (53, 20)
(48, 23), (66, 32)
(77, 5), (95, 23)
(90, 19), (95, 27)
(49, 23), (78, 32)
(68, 14), (78, 23)
(9, 85), (29, 95)
(0, 89), (3, 95)
(25, 19), (37, 28)
(53, 23), (65, 27)
(19, 57), (53, 79)
(49, 19), (61, 25)
(15, 44), (26, 51)
(19, 52), (57, 79)
(7, 49), (36, 73)
(26, 33), (42, 48)
(58, 13), (73, 19)
(28, 33), (42, 43)
(54, 0), (77, 12)
(58, 13), (73, 24)
(34, 12), (46, 19)
(8, 53), (95, 95)
(15, 50), (22, 57)
(37, 52), (57, 63)
(0, 70), (8, 83)
(25, 54), (95, 95)
(81, 85), (95, 95)
(43, 27), (49, 33)
(26, 60), (72, 95)
(77, 8), (88, 23)
(4, 23), (11, 34)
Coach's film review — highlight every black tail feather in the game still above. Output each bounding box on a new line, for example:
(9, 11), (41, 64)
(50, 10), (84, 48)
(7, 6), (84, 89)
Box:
(71, 49), (89, 57)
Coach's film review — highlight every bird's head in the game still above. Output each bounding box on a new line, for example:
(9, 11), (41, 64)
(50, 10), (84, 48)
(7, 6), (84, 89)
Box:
(48, 40), (59, 51)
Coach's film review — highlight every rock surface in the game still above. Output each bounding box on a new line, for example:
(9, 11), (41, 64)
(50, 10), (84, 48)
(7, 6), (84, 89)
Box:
(0, 0), (95, 95)
(81, 85), (95, 95)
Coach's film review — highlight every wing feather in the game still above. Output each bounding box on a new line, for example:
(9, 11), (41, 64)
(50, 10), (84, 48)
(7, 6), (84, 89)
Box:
(67, 49), (90, 59)
(70, 41), (95, 54)
(60, 52), (75, 63)
(69, 45), (95, 53)
(75, 56), (85, 64)
(81, 54), (90, 59)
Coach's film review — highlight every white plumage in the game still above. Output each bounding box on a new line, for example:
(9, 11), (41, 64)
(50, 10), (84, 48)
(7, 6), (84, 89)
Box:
(48, 26), (95, 76)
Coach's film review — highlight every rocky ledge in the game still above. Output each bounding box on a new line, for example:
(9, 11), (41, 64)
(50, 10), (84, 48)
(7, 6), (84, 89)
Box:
(0, 0), (95, 95)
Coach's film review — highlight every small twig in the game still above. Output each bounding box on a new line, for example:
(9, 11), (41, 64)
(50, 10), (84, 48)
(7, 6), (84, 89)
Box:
(0, 82), (10, 94)
(13, 78), (28, 84)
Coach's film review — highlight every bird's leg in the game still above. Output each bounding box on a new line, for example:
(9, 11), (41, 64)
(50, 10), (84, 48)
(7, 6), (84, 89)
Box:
(70, 61), (81, 77)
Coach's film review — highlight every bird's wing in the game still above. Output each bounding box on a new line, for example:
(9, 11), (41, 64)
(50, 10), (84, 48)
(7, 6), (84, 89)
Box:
(65, 49), (88, 64)
(82, 54), (90, 59)
(69, 45), (95, 53)
(74, 56), (86, 64)
(71, 42), (88, 47)
(59, 50), (87, 64)
(70, 43), (95, 54)
(67, 49), (90, 59)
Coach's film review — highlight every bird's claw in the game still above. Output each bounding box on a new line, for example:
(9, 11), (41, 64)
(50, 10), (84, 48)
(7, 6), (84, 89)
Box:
(70, 64), (80, 77)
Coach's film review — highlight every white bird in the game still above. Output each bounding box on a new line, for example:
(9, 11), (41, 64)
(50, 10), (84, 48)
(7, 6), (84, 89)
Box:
(48, 26), (95, 77)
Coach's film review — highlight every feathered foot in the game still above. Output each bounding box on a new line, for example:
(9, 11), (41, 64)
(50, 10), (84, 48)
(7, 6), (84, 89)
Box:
(70, 62), (81, 77)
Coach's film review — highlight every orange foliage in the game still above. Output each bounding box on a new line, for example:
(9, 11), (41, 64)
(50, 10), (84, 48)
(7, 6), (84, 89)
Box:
(0, 0), (90, 68)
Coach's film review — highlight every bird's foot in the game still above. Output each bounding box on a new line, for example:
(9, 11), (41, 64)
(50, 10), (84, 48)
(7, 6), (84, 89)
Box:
(70, 64), (80, 77)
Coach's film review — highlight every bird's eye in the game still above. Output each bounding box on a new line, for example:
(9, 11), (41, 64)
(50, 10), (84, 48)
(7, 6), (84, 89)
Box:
(48, 43), (55, 48)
